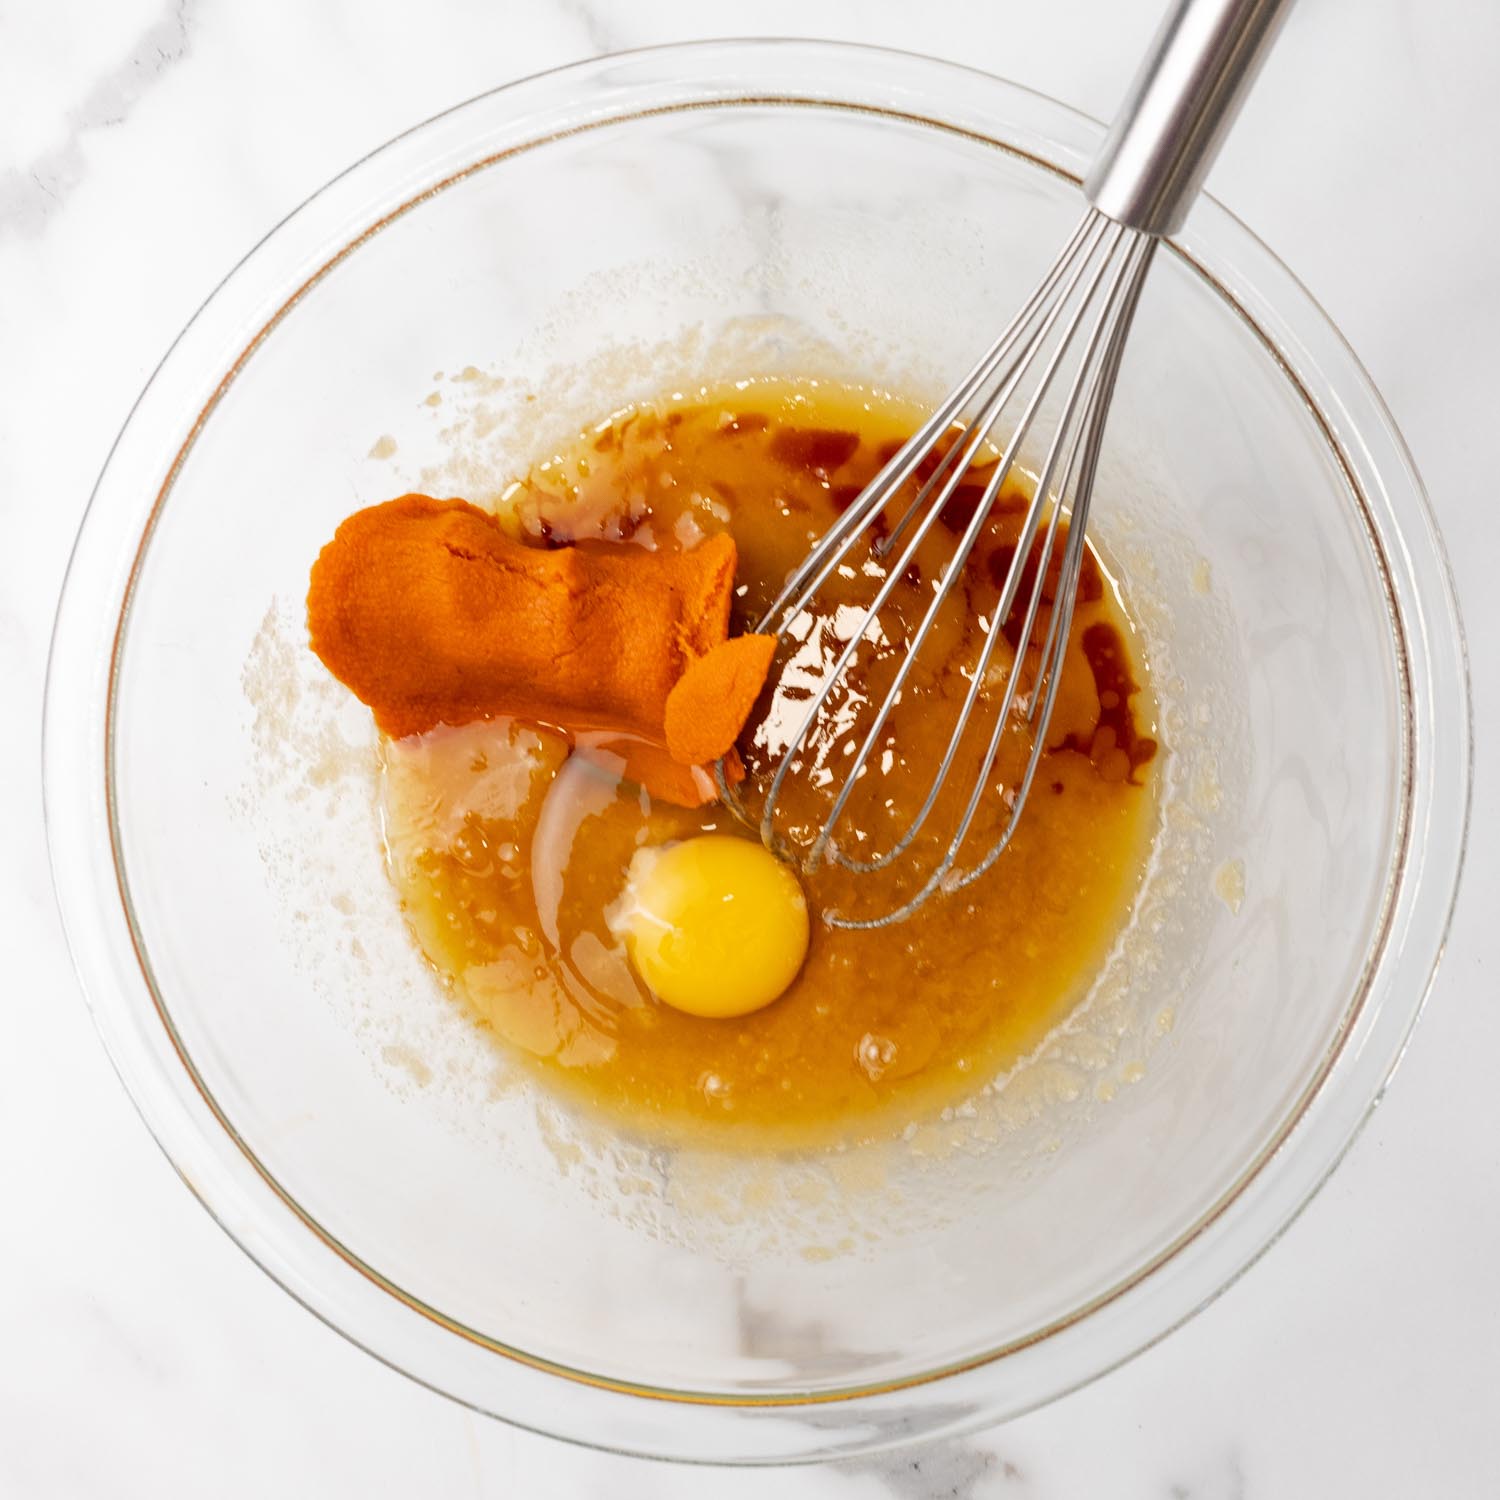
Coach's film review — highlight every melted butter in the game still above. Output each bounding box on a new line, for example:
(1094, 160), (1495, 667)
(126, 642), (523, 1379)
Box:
(378, 378), (1160, 1148)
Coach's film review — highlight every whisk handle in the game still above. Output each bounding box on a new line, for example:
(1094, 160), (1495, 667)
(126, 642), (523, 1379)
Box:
(1084, 0), (1294, 236)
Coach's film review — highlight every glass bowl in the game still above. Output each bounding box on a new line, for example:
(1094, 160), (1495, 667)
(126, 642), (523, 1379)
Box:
(44, 40), (1470, 1463)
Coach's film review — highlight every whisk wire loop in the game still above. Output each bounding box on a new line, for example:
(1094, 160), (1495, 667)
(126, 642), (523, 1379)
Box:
(816, 216), (1139, 875)
(717, 211), (1159, 924)
(824, 230), (1157, 929)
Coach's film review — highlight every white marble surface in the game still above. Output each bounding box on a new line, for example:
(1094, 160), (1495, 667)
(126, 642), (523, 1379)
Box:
(3, 0), (1497, 1493)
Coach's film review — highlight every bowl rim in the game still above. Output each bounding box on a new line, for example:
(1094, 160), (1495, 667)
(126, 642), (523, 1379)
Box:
(42, 37), (1473, 1464)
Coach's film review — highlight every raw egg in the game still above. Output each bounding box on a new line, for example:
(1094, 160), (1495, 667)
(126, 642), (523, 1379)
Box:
(615, 835), (810, 1018)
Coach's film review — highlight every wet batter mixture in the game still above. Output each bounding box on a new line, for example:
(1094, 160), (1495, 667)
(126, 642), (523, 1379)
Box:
(372, 378), (1159, 1147)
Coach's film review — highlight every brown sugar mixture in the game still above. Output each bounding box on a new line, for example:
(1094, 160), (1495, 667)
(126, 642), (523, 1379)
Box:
(360, 378), (1159, 1147)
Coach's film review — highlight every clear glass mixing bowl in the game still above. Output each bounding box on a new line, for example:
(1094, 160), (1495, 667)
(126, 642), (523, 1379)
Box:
(44, 41), (1470, 1463)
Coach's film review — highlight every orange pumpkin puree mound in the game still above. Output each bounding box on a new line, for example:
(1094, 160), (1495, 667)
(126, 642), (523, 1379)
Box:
(306, 493), (768, 806)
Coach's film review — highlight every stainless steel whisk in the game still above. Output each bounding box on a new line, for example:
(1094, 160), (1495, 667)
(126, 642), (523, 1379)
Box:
(720, 0), (1294, 927)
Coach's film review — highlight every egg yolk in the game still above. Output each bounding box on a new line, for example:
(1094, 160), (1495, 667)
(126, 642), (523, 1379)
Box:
(614, 836), (810, 1019)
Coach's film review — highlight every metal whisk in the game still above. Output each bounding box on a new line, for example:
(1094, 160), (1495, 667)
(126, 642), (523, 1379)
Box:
(720, 0), (1293, 927)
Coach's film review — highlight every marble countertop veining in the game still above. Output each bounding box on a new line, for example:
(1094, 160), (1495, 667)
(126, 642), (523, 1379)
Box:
(3, 0), (1497, 1495)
